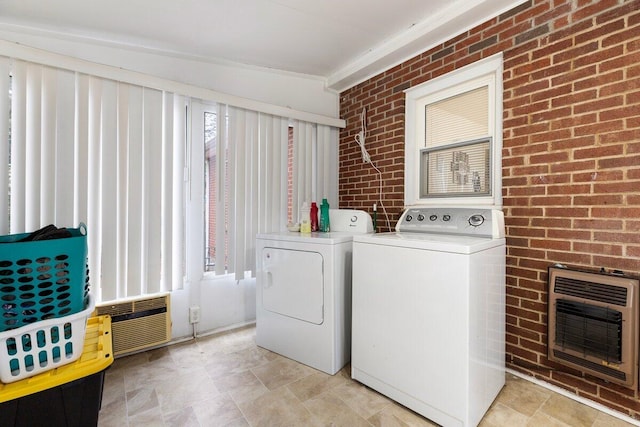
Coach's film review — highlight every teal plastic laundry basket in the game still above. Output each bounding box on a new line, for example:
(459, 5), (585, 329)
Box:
(0, 224), (90, 332)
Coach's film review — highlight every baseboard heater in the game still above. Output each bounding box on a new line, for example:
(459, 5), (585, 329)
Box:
(548, 266), (639, 388)
(96, 294), (171, 357)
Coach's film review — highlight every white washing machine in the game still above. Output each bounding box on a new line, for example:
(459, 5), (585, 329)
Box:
(351, 207), (506, 427)
(256, 209), (373, 375)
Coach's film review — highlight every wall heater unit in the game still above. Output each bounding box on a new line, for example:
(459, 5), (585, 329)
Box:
(96, 294), (171, 357)
(548, 267), (638, 388)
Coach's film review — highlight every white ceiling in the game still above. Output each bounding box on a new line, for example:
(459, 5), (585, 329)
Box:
(0, 0), (523, 91)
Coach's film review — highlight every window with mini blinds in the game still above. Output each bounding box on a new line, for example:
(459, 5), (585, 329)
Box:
(404, 54), (502, 207)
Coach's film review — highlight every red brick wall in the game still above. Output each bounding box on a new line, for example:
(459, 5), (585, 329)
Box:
(339, 0), (640, 419)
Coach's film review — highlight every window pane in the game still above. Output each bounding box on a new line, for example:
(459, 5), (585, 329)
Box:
(420, 139), (491, 197)
(204, 111), (227, 272)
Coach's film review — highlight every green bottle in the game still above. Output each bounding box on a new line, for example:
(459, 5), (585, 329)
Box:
(320, 198), (330, 232)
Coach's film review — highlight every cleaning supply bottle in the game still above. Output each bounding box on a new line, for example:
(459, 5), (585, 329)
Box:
(320, 198), (330, 232)
(310, 202), (319, 232)
(300, 202), (311, 233)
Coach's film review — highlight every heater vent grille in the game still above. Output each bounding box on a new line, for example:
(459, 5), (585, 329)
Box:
(96, 294), (171, 356)
(548, 267), (638, 389)
(554, 276), (628, 306)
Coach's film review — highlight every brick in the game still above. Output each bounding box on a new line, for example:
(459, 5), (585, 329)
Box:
(575, 19), (626, 46)
(500, 0), (533, 21)
(598, 155), (640, 169)
(547, 184), (591, 195)
(531, 217), (571, 228)
(519, 336), (547, 354)
(600, 76), (640, 97)
(596, 0), (640, 25)
(574, 120), (624, 137)
(549, 160), (596, 174)
(551, 89), (598, 108)
(469, 35), (498, 54)
(546, 250), (592, 265)
(573, 218), (623, 230)
(534, 2), (572, 27)
(572, 0), (620, 22)
(592, 255), (640, 273)
(573, 144), (624, 160)
(516, 24), (551, 45)
(573, 242), (622, 256)
(547, 229), (591, 240)
(552, 41), (599, 65)
(572, 170), (623, 184)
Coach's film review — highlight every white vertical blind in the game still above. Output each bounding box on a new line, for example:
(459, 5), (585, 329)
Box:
(202, 105), (333, 281)
(9, 61), (26, 233)
(3, 58), (187, 302)
(171, 96), (186, 290)
(316, 124), (339, 206)
(0, 57), (10, 235)
(291, 120), (315, 221)
(290, 121), (338, 215)
(214, 104), (227, 276)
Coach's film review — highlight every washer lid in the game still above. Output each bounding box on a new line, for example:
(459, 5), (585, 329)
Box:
(353, 232), (505, 254)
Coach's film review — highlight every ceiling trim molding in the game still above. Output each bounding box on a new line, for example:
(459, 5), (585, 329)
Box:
(326, 0), (527, 93)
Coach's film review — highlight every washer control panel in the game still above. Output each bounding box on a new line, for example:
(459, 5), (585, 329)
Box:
(397, 207), (504, 238)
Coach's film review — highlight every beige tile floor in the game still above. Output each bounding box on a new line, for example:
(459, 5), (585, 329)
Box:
(97, 326), (636, 427)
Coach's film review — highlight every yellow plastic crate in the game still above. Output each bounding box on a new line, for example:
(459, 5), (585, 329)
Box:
(0, 315), (113, 403)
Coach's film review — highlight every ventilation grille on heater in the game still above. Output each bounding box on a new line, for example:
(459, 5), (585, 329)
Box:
(554, 277), (628, 306)
(548, 267), (638, 389)
(96, 294), (171, 356)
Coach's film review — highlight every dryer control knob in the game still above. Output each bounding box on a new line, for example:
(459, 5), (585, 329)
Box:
(417, 214), (425, 221)
(469, 214), (485, 227)
(406, 215), (413, 222)
(429, 214), (438, 221)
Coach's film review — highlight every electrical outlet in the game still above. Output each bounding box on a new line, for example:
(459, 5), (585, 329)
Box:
(189, 306), (201, 324)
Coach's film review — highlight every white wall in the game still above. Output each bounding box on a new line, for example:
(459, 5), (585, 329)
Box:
(0, 29), (340, 118)
(171, 278), (256, 340)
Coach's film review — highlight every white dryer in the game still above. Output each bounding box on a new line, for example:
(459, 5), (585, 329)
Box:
(256, 209), (373, 375)
(351, 207), (506, 427)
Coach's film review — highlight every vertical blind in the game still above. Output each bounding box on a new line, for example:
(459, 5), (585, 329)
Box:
(0, 57), (186, 302)
(290, 120), (338, 224)
(208, 105), (337, 281)
(1, 54), (340, 297)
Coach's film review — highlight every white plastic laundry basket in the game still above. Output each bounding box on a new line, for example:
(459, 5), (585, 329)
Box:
(0, 294), (95, 383)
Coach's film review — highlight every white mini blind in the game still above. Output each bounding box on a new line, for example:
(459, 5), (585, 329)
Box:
(0, 57), (187, 302)
(425, 86), (489, 148)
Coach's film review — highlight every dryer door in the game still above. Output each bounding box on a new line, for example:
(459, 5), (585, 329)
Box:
(261, 247), (324, 324)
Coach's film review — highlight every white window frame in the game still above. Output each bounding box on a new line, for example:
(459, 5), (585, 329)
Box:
(404, 53), (503, 208)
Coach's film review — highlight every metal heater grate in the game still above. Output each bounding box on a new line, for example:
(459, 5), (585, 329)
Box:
(548, 267), (638, 389)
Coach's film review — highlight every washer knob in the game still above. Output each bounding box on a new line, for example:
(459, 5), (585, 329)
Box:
(469, 214), (485, 227)
(443, 214), (451, 222)
(406, 215), (413, 222)
(351, 216), (358, 223)
(429, 214), (438, 221)
(417, 214), (425, 221)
